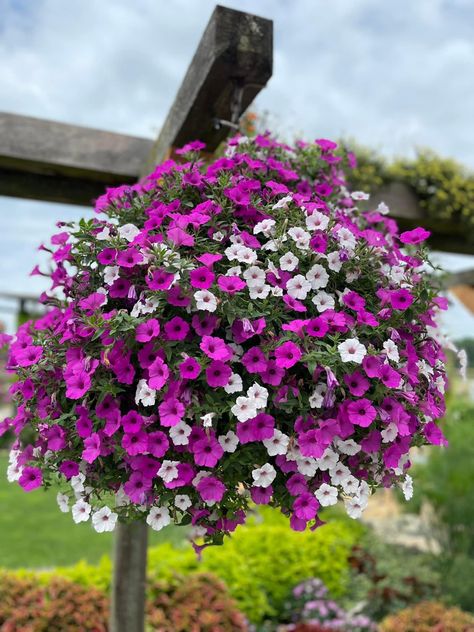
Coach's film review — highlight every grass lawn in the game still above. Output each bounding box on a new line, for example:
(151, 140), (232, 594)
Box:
(0, 453), (184, 569)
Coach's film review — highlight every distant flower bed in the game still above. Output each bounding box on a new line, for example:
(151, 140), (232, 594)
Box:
(2, 133), (451, 545)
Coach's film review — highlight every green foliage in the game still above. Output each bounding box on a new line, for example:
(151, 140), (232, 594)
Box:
(344, 142), (474, 235)
(148, 512), (360, 624)
(381, 601), (474, 632)
(345, 537), (439, 620)
(147, 572), (248, 631)
(11, 509), (359, 626)
(437, 554), (474, 614)
(410, 401), (474, 557)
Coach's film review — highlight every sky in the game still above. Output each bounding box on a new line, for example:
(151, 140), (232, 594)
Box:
(0, 0), (473, 336)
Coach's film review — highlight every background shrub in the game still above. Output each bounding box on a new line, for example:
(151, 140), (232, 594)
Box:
(381, 601), (474, 632)
(0, 573), (108, 632)
(147, 572), (248, 631)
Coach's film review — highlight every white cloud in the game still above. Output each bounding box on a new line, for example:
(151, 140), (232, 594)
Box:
(0, 0), (473, 334)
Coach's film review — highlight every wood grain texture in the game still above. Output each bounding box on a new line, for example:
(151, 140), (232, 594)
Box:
(142, 4), (273, 173)
(0, 112), (153, 205)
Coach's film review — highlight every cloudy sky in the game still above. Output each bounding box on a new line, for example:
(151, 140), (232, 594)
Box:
(0, 0), (473, 335)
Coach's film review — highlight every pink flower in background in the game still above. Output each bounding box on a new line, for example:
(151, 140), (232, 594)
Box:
(217, 275), (246, 293)
(400, 227), (431, 244)
(193, 435), (224, 467)
(146, 268), (175, 291)
(389, 288), (414, 310)
(148, 358), (169, 390)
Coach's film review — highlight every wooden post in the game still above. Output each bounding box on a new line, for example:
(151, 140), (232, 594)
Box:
(110, 521), (148, 632)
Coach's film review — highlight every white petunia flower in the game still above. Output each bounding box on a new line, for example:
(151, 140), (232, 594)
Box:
(401, 474), (414, 500)
(263, 429), (289, 456)
(272, 194), (293, 210)
(135, 379), (156, 407)
(288, 227), (311, 250)
(118, 223), (141, 242)
(213, 231), (225, 242)
(345, 496), (367, 519)
(252, 463), (276, 488)
(317, 448), (339, 472)
(57, 492), (69, 513)
(72, 499), (91, 523)
(103, 265), (120, 285)
(341, 475), (360, 495)
(329, 463), (351, 486)
(201, 413), (215, 428)
(335, 438), (361, 456)
(225, 244), (243, 261)
(279, 252), (299, 271)
(358, 480), (371, 502)
(381, 422), (398, 443)
(383, 340), (400, 362)
(296, 456), (318, 477)
(315, 483), (338, 507)
(305, 210), (329, 232)
(309, 383), (327, 409)
(249, 284), (271, 300)
(254, 219), (276, 237)
(247, 383), (269, 409)
(312, 291), (335, 312)
(226, 265), (242, 276)
(271, 286), (284, 297)
(6, 461), (22, 482)
(235, 246), (258, 265)
(306, 264), (329, 290)
(175, 494), (192, 511)
(218, 430), (239, 453)
(96, 226), (111, 240)
(243, 266), (266, 287)
(158, 460), (179, 483)
(338, 338), (367, 364)
(169, 421), (192, 445)
(194, 290), (217, 312)
(231, 396), (258, 422)
(71, 473), (86, 494)
(147, 506), (171, 531)
(326, 251), (343, 272)
(377, 201), (390, 214)
(337, 227), (357, 251)
(286, 274), (312, 300)
(351, 191), (370, 201)
(92, 506), (118, 532)
(224, 373), (243, 394)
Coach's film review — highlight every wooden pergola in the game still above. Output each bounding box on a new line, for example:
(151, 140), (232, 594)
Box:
(0, 5), (472, 631)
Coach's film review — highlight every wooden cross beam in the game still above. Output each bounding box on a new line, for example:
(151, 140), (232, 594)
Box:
(366, 182), (474, 256)
(0, 5), (272, 207)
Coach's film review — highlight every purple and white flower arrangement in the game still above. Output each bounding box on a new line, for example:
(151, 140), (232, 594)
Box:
(2, 134), (451, 544)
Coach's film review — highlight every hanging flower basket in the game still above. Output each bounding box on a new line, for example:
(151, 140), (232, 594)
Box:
(3, 134), (450, 546)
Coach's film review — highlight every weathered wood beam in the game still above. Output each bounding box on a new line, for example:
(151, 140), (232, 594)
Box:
(366, 182), (474, 255)
(0, 112), (153, 206)
(142, 5), (273, 173)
